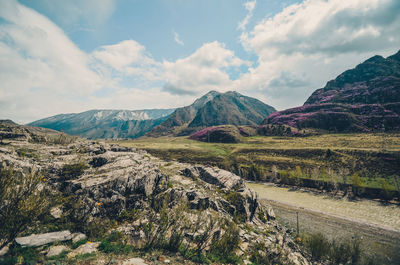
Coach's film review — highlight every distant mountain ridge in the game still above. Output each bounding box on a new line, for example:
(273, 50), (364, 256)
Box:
(147, 91), (276, 136)
(264, 50), (400, 132)
(29, 109), (175, 139)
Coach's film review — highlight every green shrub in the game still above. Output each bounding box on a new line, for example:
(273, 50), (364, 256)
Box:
(117, 209), (139, 222)
(98, 231), (133, 255)
(61, 162), (88, 180)
(380, 179), (395, 201)
(305, 232), (330, 260)
(257, 208), (267, 223)
(209, 221), (241, 264)
(0, 167), (48, 249)
(2, 243), (40, 265)
(225, 191), (247, 223)
(303, 233), (362, 264)
(71, 238), (88, 249)
(248, 242), (272, 265)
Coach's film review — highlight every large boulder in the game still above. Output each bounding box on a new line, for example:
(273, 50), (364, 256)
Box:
(15, 231), (72, 247)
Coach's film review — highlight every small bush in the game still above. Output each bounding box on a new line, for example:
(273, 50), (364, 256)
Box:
(98, 230), (134, 255)
(61, 162), (88, 180)
(0, 167), (48, 249)
(71, 238), (88, 249)
(225, 191), (247, 223)
(304, 233), (362, 264)
(305, 232), (330, 260)
(2, 243), (41, 265)
(248, 242), (272, 265)
(117, 209), (139, 222)
(209, 221), (241, 264)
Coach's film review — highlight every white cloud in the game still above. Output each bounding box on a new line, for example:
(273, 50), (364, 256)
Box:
(162, 41), (250, 95)
(0, 0), (106, 123)
(238, 0), (256, 31)
(238, 0), (400, 110)
(173, 30), (184, 46)
(91, 40), (162, 82)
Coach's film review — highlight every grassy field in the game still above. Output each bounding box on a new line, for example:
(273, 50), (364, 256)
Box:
(112, 133), (400, 194)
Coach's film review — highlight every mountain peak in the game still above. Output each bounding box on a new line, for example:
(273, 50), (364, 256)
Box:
(192, 91), (221, 109)
(148, 91), (276, 136)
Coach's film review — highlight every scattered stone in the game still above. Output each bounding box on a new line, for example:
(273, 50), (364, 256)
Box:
(15, 230), (72, 247)
(50, 206), (63, 219)
(119, 257), (148, 265)
(72, 232), (87, 243)
(46, 245), (70, 257)
(0, 244), (10, 256)
(67, 242), (99, 259)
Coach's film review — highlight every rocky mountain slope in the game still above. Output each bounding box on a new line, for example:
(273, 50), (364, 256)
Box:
(0, 121), (309, 264)
(264, 50), (400, 132)
(148, 91), (276, 137)
(29, 109), (175, 139)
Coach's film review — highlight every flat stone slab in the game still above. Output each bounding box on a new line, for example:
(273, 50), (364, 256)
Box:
(15, 230), (72, 247)
(67, 242), (99, 259)
(119, 258), (148, 265)
(46, 245), (70, 257)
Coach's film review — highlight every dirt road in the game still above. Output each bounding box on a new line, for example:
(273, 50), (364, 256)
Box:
(247, 183), (400, 264)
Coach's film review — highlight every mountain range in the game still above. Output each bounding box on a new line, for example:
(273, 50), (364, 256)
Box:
(29, 109), (175, 139)
(29, 91), (276, 139)
(264, 50), (400, 132)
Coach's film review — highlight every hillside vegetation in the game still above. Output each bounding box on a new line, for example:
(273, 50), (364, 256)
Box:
(265, 50), (400, 132)
(114, 133), (400, 201)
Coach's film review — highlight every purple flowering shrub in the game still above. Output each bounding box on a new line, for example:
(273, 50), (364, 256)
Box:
(189, 125), (241, 143)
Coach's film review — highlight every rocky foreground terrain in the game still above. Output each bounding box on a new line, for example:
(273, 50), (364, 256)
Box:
(0, 120), (309, 264)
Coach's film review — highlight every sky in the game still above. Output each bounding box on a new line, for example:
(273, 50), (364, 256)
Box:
(1, 0), (400, 123)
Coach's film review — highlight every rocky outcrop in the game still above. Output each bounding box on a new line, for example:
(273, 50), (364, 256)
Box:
(0, 121), (309, 264)
(264, 50), (400, 132)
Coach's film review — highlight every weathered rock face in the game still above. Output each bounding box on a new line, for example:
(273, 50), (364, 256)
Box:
(0, 121), (309, 264)
(264, 50), (400, 132)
